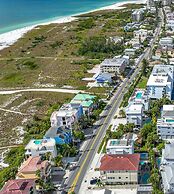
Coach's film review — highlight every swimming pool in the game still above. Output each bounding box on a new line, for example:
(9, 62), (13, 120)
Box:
(136, 92), (143, 99)
(166, 119), (174, 123)
(140, 153), (148, 160)
(34, 140), (42, 145)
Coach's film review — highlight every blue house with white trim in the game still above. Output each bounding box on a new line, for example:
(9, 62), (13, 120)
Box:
(44, 126), (72, 145)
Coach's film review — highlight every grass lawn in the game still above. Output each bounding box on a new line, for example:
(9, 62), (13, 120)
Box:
(137, 76), (148, 89)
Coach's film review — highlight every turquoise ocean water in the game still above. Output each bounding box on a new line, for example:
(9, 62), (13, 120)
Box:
(0, 0), (136, 34)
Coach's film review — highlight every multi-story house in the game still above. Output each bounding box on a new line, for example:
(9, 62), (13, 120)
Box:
(106, 138), (134, 154)
(128, 89), (149, 111)
(125, 104), (144, 127)
(70, 93), (96, 115)
(25, 138), (57, 158)
(99, 154), (140, 185)
(157, 105), (174, 139)
(44, 126), (72, 145)
(17, 156), (51, 181)
(146, 65), (174, 100)
(0, 179), (37, 194)
(50, 103), (83, 128)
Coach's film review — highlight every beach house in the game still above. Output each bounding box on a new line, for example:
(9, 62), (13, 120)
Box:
(125, 104), (144, 127)
(44, 126), (72, 145)
(106, 138), (134, 154)
(128, 89), (149, 111)
(99, 154), (140, 185)
(0, 179), (37, 194)
(50, 103), (83, 128)
(25, 138), (57, 158)
(70, 93), (96, 115)
(17, 156), (51, 180)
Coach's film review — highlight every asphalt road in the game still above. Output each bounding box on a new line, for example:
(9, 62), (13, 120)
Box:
(65, 9), (163, 194)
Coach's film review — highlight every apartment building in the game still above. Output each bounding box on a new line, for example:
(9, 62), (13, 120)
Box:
(146, 65), (174, 100)
(157, 105), (174, 139)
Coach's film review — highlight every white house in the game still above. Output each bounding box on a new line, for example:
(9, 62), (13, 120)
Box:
(100, 56), (128, 74)
(146, 65), (174, 100)
(159, 37), (173, 48)
(146, 0), (155, 9)
(50, 103), (83, 128)
(132, 10), (144, 22)
(124, 48), (136, 56)
(126, 104), (144, 127)
(160, 141), (174, 194)
(99, 154), (140, 185)
(157, 105), (174, 140)
(166, 20), (174, 31)
(133, 29), (148, 42)
(106, 138), (134, 154)
(25, 138), (57, 158)
(162, 0), (172, 6)
(129, 89), (149, 111)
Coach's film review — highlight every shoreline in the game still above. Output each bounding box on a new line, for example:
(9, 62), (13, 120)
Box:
(0, 0), (146, 51)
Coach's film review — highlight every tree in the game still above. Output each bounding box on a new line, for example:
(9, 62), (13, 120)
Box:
(54, 154), (63, 167)
(96, 179), (104, 187)
(119, 109), (126, 118)
(73, 130), (85, 141)
(142, 59), (148, 76)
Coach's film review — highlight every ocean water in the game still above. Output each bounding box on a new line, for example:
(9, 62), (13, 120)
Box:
(0, 0), (134, 34)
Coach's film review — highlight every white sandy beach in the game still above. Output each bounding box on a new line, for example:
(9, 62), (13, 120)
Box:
(0, 0), (146, 51)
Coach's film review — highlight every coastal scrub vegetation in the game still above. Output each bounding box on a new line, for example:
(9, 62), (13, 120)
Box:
(78, 36), (124, 59)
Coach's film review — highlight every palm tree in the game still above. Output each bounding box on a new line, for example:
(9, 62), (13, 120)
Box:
(96, 179), (104, 187)
(54, 154), (63, 167)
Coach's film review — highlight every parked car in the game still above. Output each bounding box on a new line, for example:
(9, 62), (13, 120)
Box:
(90, 178), (98, 185)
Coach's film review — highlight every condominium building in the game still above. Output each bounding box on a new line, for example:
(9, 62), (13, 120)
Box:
(125, 104), (144, 127)
(157, 105), (174, 139)
(25, 138), (57, 158)
(161, 141), (174, 194)
(124, 48), (136, 56)
(100, 56), (128, 74)
(146, 65), (174, 100)
(132, 10), (144, 22)
(50, 103), (83, 128)
(162, 0), (172, 6)
(99, 154), (140, 185)
(133, 29), (148, 42)
(159, 37), (173, 48)
(106, 138), (134, 154)
(146, 0), (155, 9)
